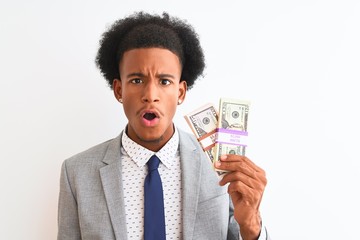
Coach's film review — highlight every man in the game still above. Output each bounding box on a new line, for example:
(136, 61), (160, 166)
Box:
(58, 11), (269, 240)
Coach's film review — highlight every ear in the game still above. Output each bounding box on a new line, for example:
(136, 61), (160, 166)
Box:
(113, 79), (122, 102)
(178, 80), (187, 105)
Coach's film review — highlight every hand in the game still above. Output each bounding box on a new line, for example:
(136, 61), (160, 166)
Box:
(215, 154), (267, 240)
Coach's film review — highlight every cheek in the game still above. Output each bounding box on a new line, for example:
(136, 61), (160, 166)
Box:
(165, 99), (178, 116)
(122, 101), (135, 118)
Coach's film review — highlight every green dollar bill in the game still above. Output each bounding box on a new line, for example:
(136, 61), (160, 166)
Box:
(184, 103), (218, 163)
(213, 98), (250, 172)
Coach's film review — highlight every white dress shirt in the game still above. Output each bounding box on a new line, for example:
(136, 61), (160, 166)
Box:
(120, 129), (182, 239)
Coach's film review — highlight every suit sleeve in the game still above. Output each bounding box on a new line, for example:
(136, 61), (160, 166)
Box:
(227, 195), (241, 240)
(57, 160), (82, 240)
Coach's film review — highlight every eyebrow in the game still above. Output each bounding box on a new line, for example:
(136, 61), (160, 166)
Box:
(126, 72), (176, 79)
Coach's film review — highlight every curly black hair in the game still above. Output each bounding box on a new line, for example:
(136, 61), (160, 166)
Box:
(95, 11), (205, 90)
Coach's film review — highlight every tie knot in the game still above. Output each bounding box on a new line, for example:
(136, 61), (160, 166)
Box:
(147, 155), (160, 171)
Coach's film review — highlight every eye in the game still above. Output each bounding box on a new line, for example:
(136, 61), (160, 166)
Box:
(160, 79), (171, 85)
(130, 78), (143, 84)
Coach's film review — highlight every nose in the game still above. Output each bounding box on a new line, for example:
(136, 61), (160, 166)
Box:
(141, 81), (160, 103)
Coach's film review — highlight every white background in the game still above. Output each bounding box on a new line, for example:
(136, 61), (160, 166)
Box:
(1, 0), (359, 239)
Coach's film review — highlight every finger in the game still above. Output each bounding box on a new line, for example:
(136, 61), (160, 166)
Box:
(228, 179), (265, 211)
(227, 180), (259, 197)
(215, 160), (255, 178)
(220, 154), (265, 173)
(220, 171), (265, 191)
(222, 172), (255, 189)
(227, 181), (263, 208)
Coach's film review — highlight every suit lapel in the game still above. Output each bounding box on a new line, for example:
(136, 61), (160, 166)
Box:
(98, 130), (204, 239)
(99, 134), (128, 240)
(178, 129), (202, 240)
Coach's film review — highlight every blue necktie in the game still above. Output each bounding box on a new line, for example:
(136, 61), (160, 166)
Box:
(144, 155), (166, 240)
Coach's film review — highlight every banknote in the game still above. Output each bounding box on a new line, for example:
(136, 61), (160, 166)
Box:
(184, 103), (218, 165)
(213, 98), (250, 172)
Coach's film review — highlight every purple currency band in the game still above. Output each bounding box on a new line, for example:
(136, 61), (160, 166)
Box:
(215, 128), (248, 146)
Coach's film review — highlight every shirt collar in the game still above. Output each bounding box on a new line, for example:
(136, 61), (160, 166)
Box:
(121, 127), (179, 169)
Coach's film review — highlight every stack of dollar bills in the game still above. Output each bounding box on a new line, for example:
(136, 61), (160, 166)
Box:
(184, 98), (250, 175)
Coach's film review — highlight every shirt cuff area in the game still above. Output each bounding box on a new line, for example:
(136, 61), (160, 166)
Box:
(239, 222), (267, 240)
(257, 222), (267, 240)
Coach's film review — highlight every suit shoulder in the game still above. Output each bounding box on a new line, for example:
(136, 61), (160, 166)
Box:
(177, 128), (199, 145)
(63, 136), (118, 167)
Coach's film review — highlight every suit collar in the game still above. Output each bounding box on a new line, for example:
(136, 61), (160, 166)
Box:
(121, 127), (180, 170)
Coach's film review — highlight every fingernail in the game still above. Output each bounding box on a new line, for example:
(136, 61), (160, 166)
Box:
(215, 161), (221, 167)
(220, 155), (227, 160)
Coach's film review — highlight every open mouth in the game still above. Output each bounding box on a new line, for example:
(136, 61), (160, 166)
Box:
(143, 112), (157, 120)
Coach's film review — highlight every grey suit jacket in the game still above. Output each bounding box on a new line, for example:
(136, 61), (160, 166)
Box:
(57, 128), (242, 240)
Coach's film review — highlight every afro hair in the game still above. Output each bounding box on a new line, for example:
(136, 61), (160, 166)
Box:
(95, 11), (205, 90)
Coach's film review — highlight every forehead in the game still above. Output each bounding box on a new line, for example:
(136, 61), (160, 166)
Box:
(119, 48), (182, 74)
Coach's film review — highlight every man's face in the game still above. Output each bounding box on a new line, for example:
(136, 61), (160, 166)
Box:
(113, 48), (187, 151)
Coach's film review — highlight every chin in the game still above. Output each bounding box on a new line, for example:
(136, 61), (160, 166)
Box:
(137, 132), (164, 144)
(144, 137), (163, 144)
